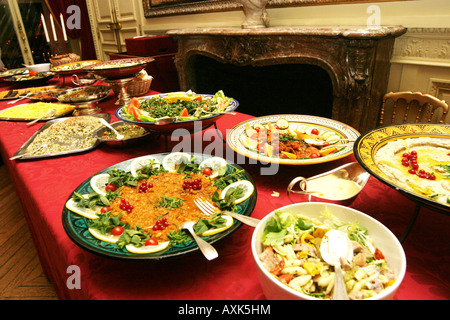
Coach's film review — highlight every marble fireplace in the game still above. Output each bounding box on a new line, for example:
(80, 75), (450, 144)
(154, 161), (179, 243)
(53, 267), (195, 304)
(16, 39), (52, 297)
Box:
(167, 26), (406, 134)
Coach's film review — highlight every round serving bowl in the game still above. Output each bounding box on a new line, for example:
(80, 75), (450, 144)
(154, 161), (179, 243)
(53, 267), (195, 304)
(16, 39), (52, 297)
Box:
(27, 63), (51, 72)
(93, 120), (153, 148)
(251, 202), (406, 300)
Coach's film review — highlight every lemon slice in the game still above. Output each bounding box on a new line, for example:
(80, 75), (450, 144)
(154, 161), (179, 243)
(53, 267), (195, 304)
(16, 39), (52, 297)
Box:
(65, 196), (99, 219)
(264, 143), (274, 157)
(241, 136), (258, 150)
(162, 152), (191, 172)
(88, 228), (121, 244)
(90, 173), (111, 195)
(130, 155), (161, 177)
(200, 215), (234, 236)
(288, 123), (299, 137)
(295, 125), (308, 135)
(281, 151), (297, 159)
(125, 241), (170, 254)
(163, 92), (193, 103)
(221, 180), (255, 204)
(199, 157), (227, 179)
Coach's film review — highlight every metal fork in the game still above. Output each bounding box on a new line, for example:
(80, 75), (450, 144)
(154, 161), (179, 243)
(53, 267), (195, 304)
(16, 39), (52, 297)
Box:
(194, 198), (260, 227)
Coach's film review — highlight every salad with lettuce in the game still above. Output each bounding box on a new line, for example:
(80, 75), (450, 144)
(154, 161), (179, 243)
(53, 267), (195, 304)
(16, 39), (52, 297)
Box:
(258, 208), (396, 300)
(120, 90), (233, 123)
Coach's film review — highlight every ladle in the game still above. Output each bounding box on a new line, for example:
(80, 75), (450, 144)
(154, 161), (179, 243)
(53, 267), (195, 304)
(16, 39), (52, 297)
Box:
(98, 118), (124, 140)
(320, 229), (353, 300)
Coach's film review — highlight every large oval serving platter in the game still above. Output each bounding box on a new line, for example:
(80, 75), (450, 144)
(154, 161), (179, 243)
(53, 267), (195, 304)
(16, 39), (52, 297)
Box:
(115, 93), (239, 135)
(227, 114), (360, 165)
(354, 123), (450, 214)
(62, 153), (257, 261)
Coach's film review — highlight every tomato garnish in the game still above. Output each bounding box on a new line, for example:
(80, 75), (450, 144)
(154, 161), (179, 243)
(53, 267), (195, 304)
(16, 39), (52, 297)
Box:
(311, 128), (319, 135)
(111, 226), (124, 236)
(180, 107), (189, 117)
(374, 248), (385, 260)
(145, 238), (159, 246)
(202, 167), (212, 176)
(105, 184), (117, 192)
(100, 206), (111, 213)
(29, 71), (39, 76)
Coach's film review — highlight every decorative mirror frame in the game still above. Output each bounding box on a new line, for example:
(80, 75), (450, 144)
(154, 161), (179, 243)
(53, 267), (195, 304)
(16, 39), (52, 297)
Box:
(143, 0), (403, 18)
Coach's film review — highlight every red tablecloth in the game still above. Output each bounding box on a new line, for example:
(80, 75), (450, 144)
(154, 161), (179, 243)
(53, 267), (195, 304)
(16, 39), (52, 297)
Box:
(0, 75), (448, 301)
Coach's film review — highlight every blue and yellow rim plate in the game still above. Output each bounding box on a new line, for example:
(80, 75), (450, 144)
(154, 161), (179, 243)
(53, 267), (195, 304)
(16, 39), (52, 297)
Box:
(62, 153), (257, 260)
(354, 123), (450, 214)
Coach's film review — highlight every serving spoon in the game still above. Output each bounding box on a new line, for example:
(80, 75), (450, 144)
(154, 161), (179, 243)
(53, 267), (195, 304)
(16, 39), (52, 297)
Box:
(320, 229), (353, 300)
(27, 109), (56, 126)
(154, 117), (177, 125)
(181, 221), (218, 261)
(98, 118), (124, 139)
(9, 143), (47, 160)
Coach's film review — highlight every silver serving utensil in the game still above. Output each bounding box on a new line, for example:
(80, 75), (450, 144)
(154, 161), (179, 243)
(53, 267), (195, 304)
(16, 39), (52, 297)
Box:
(154, 117), (176, 125)
(9, 143), (47, 160)
(7, 91), (31, 104)
(181, 221), (218, 260)
(98, 118), (124, 139)
(304, 138), (356, 146)
(320, 229), (353, 300)
(193, 198), (260, 227)
(27, 109), (56, 126)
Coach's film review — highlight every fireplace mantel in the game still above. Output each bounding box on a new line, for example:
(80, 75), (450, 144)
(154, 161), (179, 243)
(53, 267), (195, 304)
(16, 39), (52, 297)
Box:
(167, 26), (407, 133)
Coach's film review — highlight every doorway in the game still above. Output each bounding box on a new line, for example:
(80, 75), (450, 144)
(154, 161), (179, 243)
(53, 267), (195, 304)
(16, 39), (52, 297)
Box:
(0, 0), (50, 69)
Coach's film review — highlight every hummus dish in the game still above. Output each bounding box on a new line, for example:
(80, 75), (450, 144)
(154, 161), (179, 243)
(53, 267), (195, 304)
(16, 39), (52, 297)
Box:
(375, 137), (450, 206)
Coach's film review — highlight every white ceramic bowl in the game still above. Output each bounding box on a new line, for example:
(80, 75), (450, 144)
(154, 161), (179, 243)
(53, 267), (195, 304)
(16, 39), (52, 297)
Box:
(27, 63), (51, 72)
(251, 202), (406, 300)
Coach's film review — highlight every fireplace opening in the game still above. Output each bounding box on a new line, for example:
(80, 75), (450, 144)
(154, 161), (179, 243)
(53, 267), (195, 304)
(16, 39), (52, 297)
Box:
(191, 55), (334, 118)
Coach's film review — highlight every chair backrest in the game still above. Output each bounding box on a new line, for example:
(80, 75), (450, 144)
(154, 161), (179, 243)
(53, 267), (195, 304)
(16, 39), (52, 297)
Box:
(378, 91), (449, 126)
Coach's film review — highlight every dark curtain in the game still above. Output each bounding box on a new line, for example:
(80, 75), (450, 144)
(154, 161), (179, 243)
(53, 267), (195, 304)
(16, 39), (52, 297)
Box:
(45, 0), (97, 60)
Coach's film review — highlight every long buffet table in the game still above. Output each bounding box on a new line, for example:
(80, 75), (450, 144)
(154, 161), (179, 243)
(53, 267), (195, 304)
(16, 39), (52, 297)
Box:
(0, 74), (448, 301)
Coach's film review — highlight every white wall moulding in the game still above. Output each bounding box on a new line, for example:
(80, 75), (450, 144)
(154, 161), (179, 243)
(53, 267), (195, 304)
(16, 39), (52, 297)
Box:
(142, 0), (405, 18)
(391, 28), (450, 68)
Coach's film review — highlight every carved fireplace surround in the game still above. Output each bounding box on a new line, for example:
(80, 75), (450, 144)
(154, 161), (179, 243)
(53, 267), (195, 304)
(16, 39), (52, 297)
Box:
(167, 26), (407, 134)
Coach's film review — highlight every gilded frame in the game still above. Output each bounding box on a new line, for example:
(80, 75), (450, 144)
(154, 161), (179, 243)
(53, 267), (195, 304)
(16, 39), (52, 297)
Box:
(143, 0), (405, 18)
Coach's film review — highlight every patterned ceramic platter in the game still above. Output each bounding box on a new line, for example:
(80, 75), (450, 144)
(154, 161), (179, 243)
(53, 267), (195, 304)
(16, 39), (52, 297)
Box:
(227, 114), (360, 165)
(62, 153), (257, 260)
(354, 123), (450, 214)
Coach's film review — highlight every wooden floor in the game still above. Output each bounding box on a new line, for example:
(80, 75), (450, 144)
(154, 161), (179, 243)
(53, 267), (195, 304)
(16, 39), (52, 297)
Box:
(0, 165), (58, 300)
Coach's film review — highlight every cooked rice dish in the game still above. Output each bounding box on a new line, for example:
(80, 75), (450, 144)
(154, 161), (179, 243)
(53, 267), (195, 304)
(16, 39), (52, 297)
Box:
(25, 116), (102, 155)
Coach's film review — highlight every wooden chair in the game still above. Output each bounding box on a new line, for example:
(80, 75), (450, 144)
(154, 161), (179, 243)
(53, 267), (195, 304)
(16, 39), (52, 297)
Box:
(379, 91), (449, 126)
(378, 91), (448, 243)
